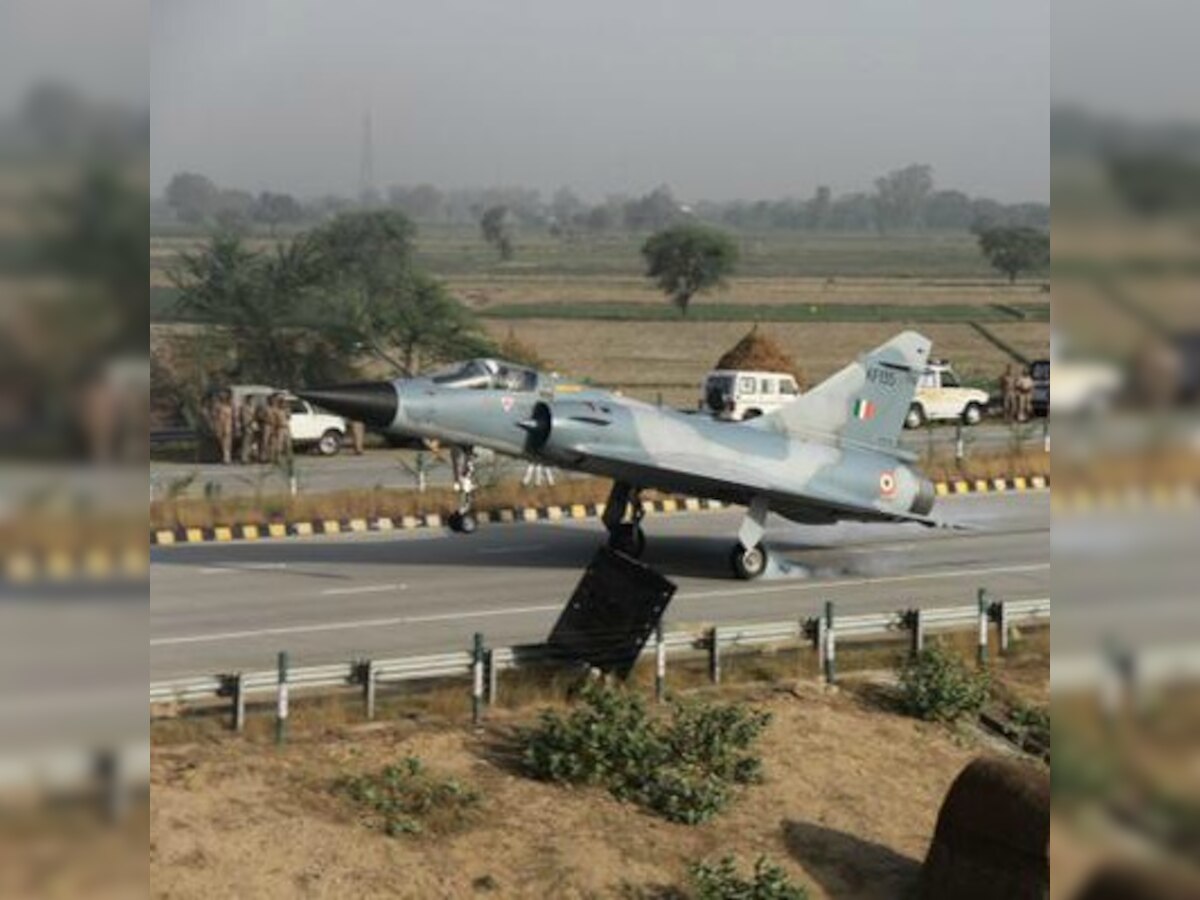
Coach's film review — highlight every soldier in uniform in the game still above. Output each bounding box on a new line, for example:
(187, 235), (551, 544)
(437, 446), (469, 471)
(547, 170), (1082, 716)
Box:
(1000, 364), (1017, 423)
(349, 419), (366, 455)
(237, 394), (258, 463)
(1015, 366), (1035, 421)
(273, 394), (293, 463)
(256, 396), (275, 464)
(213, 390), (234, 464)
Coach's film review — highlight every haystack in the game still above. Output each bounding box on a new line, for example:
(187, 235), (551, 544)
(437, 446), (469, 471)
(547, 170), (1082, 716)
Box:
(714, 325), (804, 386)
(918, 756), (1049, 900)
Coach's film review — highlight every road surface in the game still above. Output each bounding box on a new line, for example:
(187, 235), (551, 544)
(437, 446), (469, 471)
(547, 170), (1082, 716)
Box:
(150, 491), (1050, 680)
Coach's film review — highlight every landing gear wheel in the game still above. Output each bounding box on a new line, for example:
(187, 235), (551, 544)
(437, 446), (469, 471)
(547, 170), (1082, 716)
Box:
(730, 542), (768, 580)
(962, 402), (983, 426)
(448, 511), (478, 534)
(608, 523), (646, 558)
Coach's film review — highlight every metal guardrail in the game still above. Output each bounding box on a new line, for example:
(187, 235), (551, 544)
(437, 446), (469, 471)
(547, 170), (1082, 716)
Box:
(150, 597), (1051, 720)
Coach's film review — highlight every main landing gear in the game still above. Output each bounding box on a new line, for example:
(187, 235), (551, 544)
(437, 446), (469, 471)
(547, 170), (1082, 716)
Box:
(447, 446), (479, 534)
(603, 481), (646, 558)
(730, 496), (770, 580)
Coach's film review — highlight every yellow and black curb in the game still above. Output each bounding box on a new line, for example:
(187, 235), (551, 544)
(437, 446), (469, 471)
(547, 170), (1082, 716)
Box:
(1051, 481), (1200, 515)
(150, 475), (1053, 548)
(2, 546), (151, 583)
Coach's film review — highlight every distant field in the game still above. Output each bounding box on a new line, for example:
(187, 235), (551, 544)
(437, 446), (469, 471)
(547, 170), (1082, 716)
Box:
(481, 300), (1049, 323)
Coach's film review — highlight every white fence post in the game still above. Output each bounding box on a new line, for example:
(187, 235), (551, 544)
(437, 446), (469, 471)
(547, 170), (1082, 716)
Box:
(823, 601), (836, 684)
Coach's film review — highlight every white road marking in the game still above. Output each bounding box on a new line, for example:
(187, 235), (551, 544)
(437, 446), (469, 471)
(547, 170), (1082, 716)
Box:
(320, 583), (407, 597)
(149, 603), (563, 647)
(150, 561), (1048, 647)
(678, 562), (1049, 602)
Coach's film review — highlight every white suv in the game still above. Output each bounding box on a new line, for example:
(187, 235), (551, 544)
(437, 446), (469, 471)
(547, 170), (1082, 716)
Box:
(702, 370), (801, 421)
(231, 385), (348, 455)
(905, 362), (990, 428)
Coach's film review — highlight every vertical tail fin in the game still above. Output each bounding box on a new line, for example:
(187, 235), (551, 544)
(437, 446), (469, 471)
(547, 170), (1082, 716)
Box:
(761, 331), (932, 454)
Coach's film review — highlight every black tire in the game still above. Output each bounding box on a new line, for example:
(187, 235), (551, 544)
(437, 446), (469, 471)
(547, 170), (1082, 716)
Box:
(904, 404), (926, 429)
(457, 511), (477, 534)
(961, 402), (983, 426)
(730, 542), (768, 580)
(317, 429), (343, 456)
(741, 409), (762, 421)
(608, 523), (646, 558)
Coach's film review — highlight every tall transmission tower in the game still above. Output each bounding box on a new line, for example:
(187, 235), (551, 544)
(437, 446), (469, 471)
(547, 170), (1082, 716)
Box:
(359, 111), (376, 205)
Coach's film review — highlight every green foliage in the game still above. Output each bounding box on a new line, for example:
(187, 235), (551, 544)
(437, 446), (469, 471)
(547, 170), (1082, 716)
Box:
(480, 301), (1049, 324)
(898, 645), (990, 723)
(1010, 702), (1050, 748)
(689, 856), (809, 900)
(521, 682), (769, 824)
(641, 225), (739, 315)
(976, 226), (1049, 283)
(480, 205), (515, 260)
(337, 756), (481, 838)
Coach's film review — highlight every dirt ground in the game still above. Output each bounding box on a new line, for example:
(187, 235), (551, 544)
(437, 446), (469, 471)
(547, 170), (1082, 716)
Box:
(150, 676), (1032, 900)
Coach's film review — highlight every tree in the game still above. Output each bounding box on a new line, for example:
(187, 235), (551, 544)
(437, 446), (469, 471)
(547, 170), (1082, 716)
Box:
(480, 205), (515, 260)
(976, 226), (1049, 283)
(808, 185), (832, 231)
(923, 190), (973, 230)
(253, 191), (303, 235)
(305, 210), (490, 374)
(873, 164), (934, 232)
(165, 171), (219, 224)
(641, 225), (739, 316)
(624, 185), (681, 231)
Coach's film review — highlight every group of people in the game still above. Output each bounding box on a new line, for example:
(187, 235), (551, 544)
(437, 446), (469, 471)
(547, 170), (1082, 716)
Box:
(999, 364), (1036, 423)
(206, 391), (293, 465)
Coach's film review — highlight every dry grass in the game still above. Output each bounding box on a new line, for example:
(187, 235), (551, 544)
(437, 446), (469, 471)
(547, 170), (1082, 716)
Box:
(150, 632), (1047, 899)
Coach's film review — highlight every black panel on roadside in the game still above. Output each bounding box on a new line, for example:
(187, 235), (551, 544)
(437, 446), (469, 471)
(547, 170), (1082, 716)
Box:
(546, 546), (676, 679)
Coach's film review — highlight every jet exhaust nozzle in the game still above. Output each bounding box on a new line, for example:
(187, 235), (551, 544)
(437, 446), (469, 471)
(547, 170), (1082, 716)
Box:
(297, 381), (399, 429)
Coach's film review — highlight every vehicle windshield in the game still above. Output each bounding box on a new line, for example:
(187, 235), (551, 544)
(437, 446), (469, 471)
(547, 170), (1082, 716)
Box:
(942, 369), (960, 388)
(426, 359), (538, 391)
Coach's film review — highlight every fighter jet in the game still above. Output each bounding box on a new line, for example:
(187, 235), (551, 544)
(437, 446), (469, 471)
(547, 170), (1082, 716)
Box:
(300, 331), (938, 579)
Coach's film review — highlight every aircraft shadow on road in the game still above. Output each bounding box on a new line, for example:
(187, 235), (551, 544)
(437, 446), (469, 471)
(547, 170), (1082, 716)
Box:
(148, 525), (879, 583)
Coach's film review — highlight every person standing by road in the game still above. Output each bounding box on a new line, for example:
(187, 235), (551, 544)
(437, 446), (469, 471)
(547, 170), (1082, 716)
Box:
(349, 419), (366, 455)
(258, 396), (277, 464)
(273, 394), (294, 464)
(1015, 366), (1035, 421)
(237, 395), (258, 463)
(1000, 364), (1017, 423)
(213, 390), (234, 464)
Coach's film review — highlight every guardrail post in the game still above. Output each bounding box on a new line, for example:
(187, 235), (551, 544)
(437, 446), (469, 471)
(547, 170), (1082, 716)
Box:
(823, 601), (836, 684)
(95, 748), (125, 823)
(362, 659), (376, 721)
(954, 422), (965, 462)
(976, 589), (989, 666)
(472, 633), (485, 726)
(909, 609), (924, 657)
(232, 673), (245, 732)
(275, 651), (289, 746)
(996, 601), (1010, 655)
(486, 648), (498, 707)
(709, 626), (721, 685)
(654, 621), (666, 702)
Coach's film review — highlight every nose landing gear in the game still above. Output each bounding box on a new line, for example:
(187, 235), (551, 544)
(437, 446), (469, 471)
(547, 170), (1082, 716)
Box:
(730, 495), (770, 580)
(448, 446), (479, 534)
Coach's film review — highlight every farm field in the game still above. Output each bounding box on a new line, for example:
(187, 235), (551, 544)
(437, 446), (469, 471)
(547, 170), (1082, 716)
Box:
(149, 227), (1051, 407)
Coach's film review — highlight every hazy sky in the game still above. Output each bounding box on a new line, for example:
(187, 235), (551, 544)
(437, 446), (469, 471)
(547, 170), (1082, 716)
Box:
(151, 0), (1048, 202)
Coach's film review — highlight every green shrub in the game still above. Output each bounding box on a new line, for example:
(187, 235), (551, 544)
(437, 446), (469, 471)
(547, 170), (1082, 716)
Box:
(898, 645), (990, 723)
(689, 855), (809, 900)
(521, 682), (770, 824)
(337, 756), (481, 837)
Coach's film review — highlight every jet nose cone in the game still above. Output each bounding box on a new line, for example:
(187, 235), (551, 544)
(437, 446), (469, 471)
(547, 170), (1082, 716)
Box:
(298, 381), (399, 429)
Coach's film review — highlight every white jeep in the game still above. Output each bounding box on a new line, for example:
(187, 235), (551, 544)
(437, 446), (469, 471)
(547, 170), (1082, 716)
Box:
(905, 361), (990, 428)
(230, 385), (348, 455)
(702, 370), (801, 421)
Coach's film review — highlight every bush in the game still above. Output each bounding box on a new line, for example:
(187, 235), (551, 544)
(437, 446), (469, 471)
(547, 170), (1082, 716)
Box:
(689, 856), (809, 900)
(521, 682), (770, 824)
(337, 756), (481, 837)
(898, 646), (990, 723)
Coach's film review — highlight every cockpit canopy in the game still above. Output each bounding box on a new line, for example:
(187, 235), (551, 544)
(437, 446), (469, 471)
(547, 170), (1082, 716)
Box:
(425, 359), (540, 392)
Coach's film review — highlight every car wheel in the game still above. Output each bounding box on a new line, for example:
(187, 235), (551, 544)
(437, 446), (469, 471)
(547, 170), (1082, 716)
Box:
(905, 404), (926, 429)
(962, 402), (983, 426)
(317, 429), (342, 456)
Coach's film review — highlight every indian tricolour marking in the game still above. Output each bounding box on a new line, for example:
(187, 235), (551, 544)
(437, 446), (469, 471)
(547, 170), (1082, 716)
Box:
(853, 398), (876, 421)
